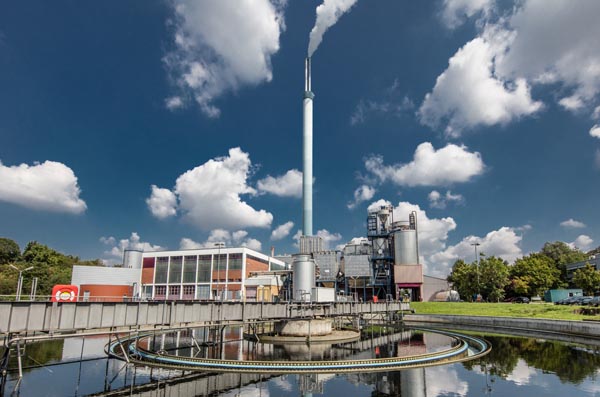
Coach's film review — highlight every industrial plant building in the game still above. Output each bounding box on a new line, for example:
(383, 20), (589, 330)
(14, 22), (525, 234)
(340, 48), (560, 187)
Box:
(71, 247), (285, 302)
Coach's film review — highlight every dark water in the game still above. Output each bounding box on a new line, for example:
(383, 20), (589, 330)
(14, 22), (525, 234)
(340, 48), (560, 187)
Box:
(3, 327), (600, 396)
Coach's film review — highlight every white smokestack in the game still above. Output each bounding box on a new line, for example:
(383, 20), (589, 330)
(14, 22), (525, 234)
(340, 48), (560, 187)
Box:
(303, 57), (314, 236)
(308, 0), (359, 56)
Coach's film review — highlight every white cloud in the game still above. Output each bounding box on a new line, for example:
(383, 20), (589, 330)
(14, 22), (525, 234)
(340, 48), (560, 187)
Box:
(0, 160), (87, 214)
(146, 185), (177, 219)
(242, 238), (262, 252)
(317, 229), (343, 249)
(365, 142), (485, 186)
(180, 229), (262, 252)
(590, 124), (600, 139)
(347, 185), (376, 209)
(99, 236), (116, 245)
(593, 106), (600, 120)
(560, 218), (586, 229)
(559, 95), (585, 112)
(569, 235), (594, 252)
(165, 96), (184, 110)
(440, 0), (494, 29)
(429, 226), (523, 277)
(495, 1), (600, 110)
(426, 366), (468, 396)
(104, 232), (164, 263)
(271, 221), (294, 240)
(164, 0), (286, 117)
(428, 190), (464, 209)
(419, 31), (542, 137)
(506, 359), (536, 386)
(427, 1), (600, 133)
(147, 148), (273, 231)
(257, 169), (302, 198)
(308, 0), (358, 56)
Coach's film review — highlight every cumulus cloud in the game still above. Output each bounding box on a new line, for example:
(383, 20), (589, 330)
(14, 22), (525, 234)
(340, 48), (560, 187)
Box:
(429, 226), (523, 277)
(317, 229), (343, 249)
(440, 0), (494, 29)
(560, 218), (586, 229)
(146, 185), (177, 219)
(180, 229), (262, 252)
(425, 1), (600, 134)
(419, 30), (542, 137)
(164, 0), (286, 117)
(308, 0), (358, 56)
(590, 125), (600, 139)
(426, 366), (468, 396)
(559, 95), (585, 112)
(569, 235), (594, 252)
(257, 169), (303, 198)
(0, 160), (87, 214)
(271, 221), (294, 241)
(506, 359), (536, 386)
(347, 185), (376, 209)
(428, 190), (464, 209)
(365, 142), (485, 186)
(495, 1), (600, 110)
(103, 232), (164, 263)
(147, 148), (273, 231)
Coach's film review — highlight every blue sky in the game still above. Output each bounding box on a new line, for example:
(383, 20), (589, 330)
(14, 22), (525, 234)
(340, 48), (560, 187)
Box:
(1, 0), (599, 276)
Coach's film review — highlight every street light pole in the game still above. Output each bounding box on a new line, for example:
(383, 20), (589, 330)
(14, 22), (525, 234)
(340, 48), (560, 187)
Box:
(471, 242), (481, 299)
(214, 242), (225, 301)
(9, 264), (34, 301)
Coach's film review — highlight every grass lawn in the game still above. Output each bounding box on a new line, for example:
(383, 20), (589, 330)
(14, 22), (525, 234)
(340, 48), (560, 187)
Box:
(409, 302), (600, 321)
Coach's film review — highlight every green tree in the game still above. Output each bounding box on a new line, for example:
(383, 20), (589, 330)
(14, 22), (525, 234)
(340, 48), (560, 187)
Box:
(572, 263), (600, 296)
(510, 253), (560, 297)
(540, 241), (587, 286)
(0, 237), (21, 264)
(447, 260), (478, 301)
(479, 256), (510, 302)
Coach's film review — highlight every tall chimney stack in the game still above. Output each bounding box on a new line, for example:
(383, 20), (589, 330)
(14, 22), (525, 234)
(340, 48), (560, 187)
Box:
(302, 57), (314, 236)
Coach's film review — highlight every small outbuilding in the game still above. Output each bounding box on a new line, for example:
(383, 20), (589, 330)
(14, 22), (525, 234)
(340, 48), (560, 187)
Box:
(544, 289), (583, 303)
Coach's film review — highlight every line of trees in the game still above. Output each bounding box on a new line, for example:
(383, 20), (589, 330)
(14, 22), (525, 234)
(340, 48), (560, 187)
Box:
(448, 241), (599, 302)
(0, 237), (101, 298)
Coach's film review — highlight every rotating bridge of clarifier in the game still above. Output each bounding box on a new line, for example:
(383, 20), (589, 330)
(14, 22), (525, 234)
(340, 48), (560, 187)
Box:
(106, 328), (491, 374)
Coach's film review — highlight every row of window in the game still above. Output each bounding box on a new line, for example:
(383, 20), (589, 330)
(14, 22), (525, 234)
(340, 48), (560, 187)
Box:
(151, 253), (244, 284)
(152, 284), (242, 300)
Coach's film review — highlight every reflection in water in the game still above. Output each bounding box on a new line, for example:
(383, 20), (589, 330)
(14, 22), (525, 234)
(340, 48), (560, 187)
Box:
(3, 329), (600, 397)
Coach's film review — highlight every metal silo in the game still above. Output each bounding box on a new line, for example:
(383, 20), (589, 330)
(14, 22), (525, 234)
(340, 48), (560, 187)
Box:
(393, 229), (418, 265)
(123, 249), (144, 269)
(292, 253), (316, 301)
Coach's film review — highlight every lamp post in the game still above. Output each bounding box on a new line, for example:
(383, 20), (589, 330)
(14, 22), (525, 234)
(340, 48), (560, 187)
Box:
(214, 242), (225, 301)
(471, 242), (481, 299)
(9, 264), (34, 301)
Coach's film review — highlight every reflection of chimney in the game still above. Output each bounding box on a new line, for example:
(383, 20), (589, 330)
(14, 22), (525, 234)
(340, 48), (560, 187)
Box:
(303, 57), (314, 236)
(270, 246), (275, 257)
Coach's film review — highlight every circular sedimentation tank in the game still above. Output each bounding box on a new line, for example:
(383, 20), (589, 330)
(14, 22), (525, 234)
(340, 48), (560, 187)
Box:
(107, 328), (491, 374)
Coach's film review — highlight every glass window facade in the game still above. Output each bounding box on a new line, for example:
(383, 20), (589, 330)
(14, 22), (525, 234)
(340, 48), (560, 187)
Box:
(155, 257), (169, 283)
(169, 256), (183, 283)
(197, 255), (211, 282)
(183, 256), (197, 283)
(229, 253), (243, 270)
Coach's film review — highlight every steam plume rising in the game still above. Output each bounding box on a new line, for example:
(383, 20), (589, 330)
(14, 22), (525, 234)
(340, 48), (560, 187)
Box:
(308, 0), (358, 56)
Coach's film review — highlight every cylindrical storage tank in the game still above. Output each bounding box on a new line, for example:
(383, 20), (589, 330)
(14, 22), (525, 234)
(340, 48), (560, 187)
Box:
(292, 253), (315, 301)
(394, 230), (418, 265)
(123, 249), (144, 269)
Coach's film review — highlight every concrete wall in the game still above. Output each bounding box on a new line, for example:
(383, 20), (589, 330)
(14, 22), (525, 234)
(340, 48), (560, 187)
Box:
(403, 314), (600, 339)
